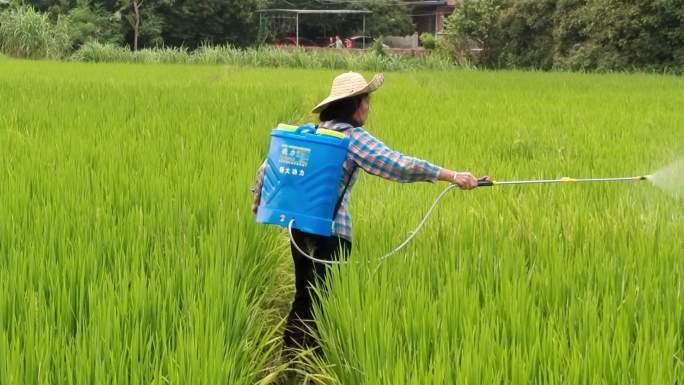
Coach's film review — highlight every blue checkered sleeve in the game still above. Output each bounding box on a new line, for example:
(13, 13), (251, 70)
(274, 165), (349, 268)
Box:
(348, 127), (442, 183)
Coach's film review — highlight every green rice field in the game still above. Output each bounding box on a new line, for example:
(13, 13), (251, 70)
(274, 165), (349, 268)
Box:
(1, 57), (683, 384)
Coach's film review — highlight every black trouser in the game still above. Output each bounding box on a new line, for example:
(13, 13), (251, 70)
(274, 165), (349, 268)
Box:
(283, 228), (352, 352)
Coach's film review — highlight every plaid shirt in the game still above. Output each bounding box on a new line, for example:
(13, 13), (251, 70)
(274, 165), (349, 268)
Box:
(252, 121), (442, 241)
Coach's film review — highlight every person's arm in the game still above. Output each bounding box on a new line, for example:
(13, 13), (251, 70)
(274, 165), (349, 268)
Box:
(251, 160), (267, 215)
(348, 127), (479, 189)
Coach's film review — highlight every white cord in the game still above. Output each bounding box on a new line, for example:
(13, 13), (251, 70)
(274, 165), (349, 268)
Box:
(377, 183), (458, 262)
(288, 183), (460, 265)
(288, 219), (348, 265)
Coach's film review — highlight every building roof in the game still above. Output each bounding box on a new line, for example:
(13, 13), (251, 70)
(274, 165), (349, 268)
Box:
(257, 9), (372, 15)
(402, 1), (449, 5)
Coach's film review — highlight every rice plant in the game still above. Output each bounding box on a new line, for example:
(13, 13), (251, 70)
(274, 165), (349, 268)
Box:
(1, 58), (683, 385)
(313, 70), (684, 385)
(0, 59), (315, 385)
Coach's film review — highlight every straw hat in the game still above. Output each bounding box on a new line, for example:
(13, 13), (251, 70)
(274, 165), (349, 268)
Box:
(312, 72), (384, 113)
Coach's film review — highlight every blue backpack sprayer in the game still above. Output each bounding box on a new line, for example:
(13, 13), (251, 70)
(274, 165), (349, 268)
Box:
(256, 123), (350, 237)
(256, 123), (651, 265)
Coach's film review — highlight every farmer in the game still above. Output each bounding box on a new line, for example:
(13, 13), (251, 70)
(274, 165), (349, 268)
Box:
(251, 72), (486, 353)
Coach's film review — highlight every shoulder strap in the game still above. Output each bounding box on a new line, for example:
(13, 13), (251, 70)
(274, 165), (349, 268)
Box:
(332, 166), (356, 221)
(319, 122), (355, 222)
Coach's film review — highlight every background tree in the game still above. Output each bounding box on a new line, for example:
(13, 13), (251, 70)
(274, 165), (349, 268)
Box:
(347, 0), (414, 37)
(577, 0), (681, 71)
(114, 0), (146, 50)
(445, 0), (503, 64)
(496, 0), (555, 69)
(157, 0), (264, 48)
(18, 0), (71, 17)
(446, 0), (684, 73)
(64, 0), (124, 48)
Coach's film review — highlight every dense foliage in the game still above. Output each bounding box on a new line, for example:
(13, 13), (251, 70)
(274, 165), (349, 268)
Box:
(0, 0), (412, 51)
(445, 0), (684, 73)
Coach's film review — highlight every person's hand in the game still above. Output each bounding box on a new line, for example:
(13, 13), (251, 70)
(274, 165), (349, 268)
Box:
(452, 171), (478, 190)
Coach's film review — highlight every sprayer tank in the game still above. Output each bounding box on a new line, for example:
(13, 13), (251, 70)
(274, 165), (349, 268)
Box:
(256, 124), (349, 236)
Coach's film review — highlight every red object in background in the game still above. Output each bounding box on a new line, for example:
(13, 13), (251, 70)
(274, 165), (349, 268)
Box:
(344, 39), (352, 49)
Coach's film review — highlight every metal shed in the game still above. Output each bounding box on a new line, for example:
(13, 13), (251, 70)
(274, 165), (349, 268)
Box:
(256, 9), (373, 48)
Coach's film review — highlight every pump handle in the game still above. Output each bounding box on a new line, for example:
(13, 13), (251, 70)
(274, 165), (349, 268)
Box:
(478, 178), (494, 187)
(295, 125), (316, 135)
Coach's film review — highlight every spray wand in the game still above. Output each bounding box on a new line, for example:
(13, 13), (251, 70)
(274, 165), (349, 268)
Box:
(477, 175), (649, 187)
(291, 173), (653, 266)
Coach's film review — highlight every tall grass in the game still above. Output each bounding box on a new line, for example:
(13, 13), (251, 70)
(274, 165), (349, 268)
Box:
(0, 6), (70, 59)
(71, 42), (456, 72)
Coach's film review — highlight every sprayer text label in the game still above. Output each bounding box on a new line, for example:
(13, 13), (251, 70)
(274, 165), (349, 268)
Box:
(279, 144), (310, 168)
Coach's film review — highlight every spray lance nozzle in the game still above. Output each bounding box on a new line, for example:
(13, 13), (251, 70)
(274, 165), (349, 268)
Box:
(477, 175), (650, 187)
